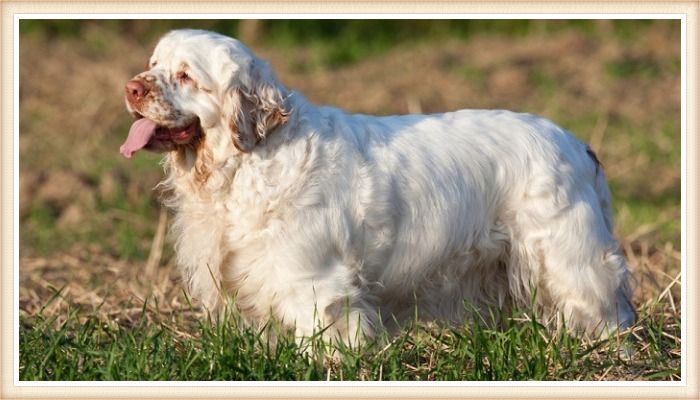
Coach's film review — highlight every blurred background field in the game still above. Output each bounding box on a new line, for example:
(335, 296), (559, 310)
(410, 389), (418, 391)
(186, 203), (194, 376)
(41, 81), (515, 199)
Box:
(18, 20), (681, 380)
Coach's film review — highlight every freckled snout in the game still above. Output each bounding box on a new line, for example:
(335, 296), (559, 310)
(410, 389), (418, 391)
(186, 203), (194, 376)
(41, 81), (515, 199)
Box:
(125, 79), (149, 104)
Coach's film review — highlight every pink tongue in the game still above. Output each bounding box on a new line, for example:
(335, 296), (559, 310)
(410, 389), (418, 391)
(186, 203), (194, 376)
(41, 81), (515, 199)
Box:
(120, 118), (158, 158)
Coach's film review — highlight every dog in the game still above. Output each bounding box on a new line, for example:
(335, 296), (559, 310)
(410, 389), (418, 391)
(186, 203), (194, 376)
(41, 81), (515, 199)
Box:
(121, 29), (635, 345)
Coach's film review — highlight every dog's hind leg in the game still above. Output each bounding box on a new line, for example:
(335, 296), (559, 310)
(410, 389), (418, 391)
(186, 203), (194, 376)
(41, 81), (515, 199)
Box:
(509, 175), (635, 337)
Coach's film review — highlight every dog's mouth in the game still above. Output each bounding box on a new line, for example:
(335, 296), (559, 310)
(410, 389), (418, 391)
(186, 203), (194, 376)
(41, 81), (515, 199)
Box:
(120, 113), (202, 159)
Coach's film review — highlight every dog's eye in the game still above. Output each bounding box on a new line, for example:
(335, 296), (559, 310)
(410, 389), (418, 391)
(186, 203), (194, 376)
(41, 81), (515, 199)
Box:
(177, 71), (192, 83)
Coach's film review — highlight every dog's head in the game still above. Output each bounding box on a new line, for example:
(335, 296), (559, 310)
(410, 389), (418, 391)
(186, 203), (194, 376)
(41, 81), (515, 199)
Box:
(120, 29), (289, 160)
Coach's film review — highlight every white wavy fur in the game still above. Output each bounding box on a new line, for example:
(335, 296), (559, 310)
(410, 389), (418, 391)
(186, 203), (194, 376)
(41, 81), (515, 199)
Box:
(126, 29), (635, 345)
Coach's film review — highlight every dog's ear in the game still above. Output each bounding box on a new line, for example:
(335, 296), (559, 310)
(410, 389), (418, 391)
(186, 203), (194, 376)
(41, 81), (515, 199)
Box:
(223, 59), (289, 152)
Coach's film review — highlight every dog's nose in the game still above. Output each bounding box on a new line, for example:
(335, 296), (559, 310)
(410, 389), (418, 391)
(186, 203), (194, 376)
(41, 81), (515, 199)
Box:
(125, 79), (149, 103)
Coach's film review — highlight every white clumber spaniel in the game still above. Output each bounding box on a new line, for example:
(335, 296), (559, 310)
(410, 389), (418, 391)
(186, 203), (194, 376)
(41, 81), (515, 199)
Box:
(121, 29), (635, 345)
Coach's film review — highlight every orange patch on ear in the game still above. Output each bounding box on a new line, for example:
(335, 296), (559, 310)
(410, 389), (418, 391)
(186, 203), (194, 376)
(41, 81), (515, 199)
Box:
(226, 87), (290, 153)
(266, 109), (290, 130)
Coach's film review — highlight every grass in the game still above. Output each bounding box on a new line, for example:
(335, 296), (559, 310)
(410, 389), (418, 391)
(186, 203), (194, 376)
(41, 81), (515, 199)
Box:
(18, 20), (681, 381)
(19, 290), (680, 381)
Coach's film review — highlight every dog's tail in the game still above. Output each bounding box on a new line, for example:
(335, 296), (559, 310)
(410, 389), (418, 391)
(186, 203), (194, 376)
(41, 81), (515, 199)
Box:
(586, 145), (615, 233)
